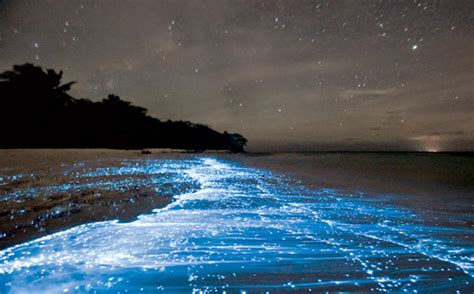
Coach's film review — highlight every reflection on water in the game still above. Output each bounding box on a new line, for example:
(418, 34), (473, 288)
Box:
(0, 157), (473, 292)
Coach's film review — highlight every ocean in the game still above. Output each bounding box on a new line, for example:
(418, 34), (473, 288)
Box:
(0, 150), (473, 292)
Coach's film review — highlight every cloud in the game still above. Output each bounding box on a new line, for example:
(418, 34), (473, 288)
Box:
(340, 88), (398, 100)
(1, 0), (473, 151)
(411, 130), (473, 141)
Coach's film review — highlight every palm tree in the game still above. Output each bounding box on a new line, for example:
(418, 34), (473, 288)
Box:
(0, 63), (76, 108)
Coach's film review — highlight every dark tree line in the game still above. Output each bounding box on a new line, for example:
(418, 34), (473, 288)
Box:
(0, 64), (247, 152)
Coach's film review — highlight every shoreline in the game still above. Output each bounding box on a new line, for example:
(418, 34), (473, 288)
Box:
(1, 150), (472, 250)
(0, 189), (174, 250)
(1, 152), (472, 292)
(0, 150), (200, 249)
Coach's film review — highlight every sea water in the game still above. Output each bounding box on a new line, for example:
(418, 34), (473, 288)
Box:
(0, 155), (473, 292)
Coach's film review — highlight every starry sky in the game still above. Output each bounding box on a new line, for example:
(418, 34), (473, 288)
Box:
(1, 0), (473, 151)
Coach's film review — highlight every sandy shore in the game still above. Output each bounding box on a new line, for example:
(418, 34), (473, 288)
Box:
(0, 149), (200, 249)
(1, 150), (472, 250)
(1, 152), (472, 292)
(0, 187), (173, 249)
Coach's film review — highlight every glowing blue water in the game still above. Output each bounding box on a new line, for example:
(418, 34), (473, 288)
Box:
(0, 157), (473, 292)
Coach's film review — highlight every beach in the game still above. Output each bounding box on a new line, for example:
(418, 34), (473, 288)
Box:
(0, 150), (473, 292)
(0, 150), (199, 248)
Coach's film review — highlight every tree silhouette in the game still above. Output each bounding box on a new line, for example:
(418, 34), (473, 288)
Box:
(0, 63), (75, 108)
(0, 63), (247, 152)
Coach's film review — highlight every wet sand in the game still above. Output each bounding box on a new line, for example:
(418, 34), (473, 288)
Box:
(0, 153), (472, 292)
(0, 187), (173, 249)
(0, 149), (199, 249)
(1, 150), (472, 250)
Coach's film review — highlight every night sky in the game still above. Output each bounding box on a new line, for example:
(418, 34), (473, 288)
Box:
(1, 0), (473, 151)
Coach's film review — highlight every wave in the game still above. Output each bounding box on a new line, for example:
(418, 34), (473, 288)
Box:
(0, 157), (472, 292)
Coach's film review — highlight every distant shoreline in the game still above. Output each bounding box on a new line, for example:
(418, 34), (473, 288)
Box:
(0, 64), (248, 153)
(1, 148), (472, 154)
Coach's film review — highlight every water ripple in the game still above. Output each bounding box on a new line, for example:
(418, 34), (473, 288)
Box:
(0, 157), (472, 293)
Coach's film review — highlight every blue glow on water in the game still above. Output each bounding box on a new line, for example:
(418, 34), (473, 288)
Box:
(0, 160), (199, 202)
(0, 157), (473, 292)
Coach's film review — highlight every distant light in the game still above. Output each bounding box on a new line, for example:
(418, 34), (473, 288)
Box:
(412, 45), (418, 50)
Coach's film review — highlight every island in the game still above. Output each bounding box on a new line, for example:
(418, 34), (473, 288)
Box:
(0, 63), (247, 152)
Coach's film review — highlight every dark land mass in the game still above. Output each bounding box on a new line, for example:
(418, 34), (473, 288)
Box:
(0, 63), (247, 152)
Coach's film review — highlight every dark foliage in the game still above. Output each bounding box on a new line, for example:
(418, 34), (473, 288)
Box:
(0, 64), (247, 152)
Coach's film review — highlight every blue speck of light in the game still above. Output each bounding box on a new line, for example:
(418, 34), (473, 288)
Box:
(0, 157), (472, 292)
